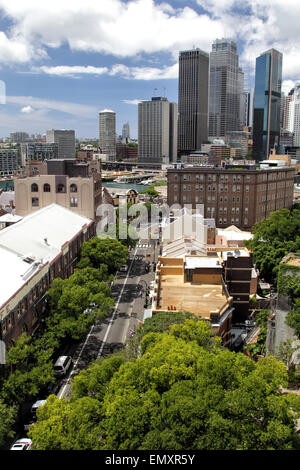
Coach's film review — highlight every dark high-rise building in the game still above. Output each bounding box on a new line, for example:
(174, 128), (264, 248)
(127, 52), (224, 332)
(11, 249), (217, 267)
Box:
(177, 49), (209, 156)
(253, 48), (282, 161)
(209, 39), (240, 139)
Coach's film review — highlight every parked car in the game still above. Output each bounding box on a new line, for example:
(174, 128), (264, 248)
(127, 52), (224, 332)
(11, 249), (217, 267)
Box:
(119, 264), (128, 272)
(54, 355), (72, 378)
(10, 438), (32, 450)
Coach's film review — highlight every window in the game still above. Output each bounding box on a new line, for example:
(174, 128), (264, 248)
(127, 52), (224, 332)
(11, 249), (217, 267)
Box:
(174, 195), (178, 202)
(245, 186), (249, 192)
(32, 197), (39, 207)
(31, 183), (38, 192)
(70, 184), (77, 193)
(43, 183), (51, 192)
(70, 197), (78, 207)
(57, 184), (66, 193)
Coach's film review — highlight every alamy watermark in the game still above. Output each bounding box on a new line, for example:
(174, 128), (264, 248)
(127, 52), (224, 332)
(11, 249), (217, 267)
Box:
(96, 203), (205, 241)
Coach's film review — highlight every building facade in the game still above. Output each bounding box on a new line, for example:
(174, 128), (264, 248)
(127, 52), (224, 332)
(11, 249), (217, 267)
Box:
(0, 204), (95, 347)
(99, 109), (116, 160)
(14, 159), (102, 220)
(209, 39), (241, 139)
(46, 129), (75, 159)
(21, 142), (59, 166)
(138, 97), (177, 163)
(167, 165), (294, 230)
(122, 122), (130, 143)
(253, 49), (283, 161)
(178, 49), (209, 156)
(0, 149), (18, 176)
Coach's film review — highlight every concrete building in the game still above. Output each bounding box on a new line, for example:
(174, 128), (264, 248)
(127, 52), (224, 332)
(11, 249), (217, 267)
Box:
(10, 132), (29, 143)
(209, 39), (241, 139)
(167, 165), (294, 230)
(138, 97), (177, 163)
(177, 49), (209, 156)
(99, 109), (116, 160)
(14, 159), (102, 220)
(153, 254), (233, 346)
(46, 129), (75, 159)
(21, 142), (59, 166)
(0, 149), (18, 176)
(253, 48), (283, 161)
(0, 204), (94, 346)
(122, 122), (130, 143)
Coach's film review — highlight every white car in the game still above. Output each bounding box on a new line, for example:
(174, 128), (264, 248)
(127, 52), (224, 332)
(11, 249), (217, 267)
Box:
(119, 265), (128, 272)
(10, 438), (32, 450)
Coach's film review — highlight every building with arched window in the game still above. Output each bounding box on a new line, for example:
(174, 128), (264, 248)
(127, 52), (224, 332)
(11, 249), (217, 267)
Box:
(14, 159), (102, 220)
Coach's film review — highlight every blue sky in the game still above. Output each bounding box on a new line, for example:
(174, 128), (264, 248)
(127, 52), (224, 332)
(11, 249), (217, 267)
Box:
(0, 0), (299, 139)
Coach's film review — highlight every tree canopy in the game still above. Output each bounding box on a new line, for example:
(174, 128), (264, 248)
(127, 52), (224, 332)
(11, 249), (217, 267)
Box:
(245, 208), (300, 283)
(78, 237), (128, 273)
(29, 319), (300, 450)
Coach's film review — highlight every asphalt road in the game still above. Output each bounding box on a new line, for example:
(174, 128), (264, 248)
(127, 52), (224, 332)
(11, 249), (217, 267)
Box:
(57, 236), (159, 399)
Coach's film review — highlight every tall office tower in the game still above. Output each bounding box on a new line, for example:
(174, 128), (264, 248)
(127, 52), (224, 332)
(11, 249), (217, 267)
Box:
(288, 83), (300, 147)
(252, 48), (282, 161)
(247, 88), (255, 128)
(138, 97), (177, 163)
(46, 129), (75, 159)
(283, 88), (295, 131)
(99, 109), (116, 160)
(122, 122), (130, 143)
(209, 39), (240, 139)
(177, 49), (209, 156)
(280, 92), (285, 129)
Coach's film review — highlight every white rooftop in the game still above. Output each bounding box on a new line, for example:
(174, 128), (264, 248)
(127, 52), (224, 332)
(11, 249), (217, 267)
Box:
(0, 204), (92, 309)
(220, 249), (249, 261)
(0, 213), (23, 225)
(217, 228), (253, 241)
(185, 256), (222, 269)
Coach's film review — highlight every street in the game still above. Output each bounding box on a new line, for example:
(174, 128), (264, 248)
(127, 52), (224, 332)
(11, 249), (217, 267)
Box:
(57, 236), (159, 399)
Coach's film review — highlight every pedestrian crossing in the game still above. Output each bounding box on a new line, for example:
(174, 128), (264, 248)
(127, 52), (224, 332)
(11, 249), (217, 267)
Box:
(136, 243), (151, 248)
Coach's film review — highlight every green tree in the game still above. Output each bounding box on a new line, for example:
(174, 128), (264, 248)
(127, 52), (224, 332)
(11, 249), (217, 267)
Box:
(286, 299), (300, 335)
(78, 238), (128, 273)
(245, 208), (300, 283)
(29, 319), (300, 450)
(29, 395), (103, 450)
(0, 399), (17, 447)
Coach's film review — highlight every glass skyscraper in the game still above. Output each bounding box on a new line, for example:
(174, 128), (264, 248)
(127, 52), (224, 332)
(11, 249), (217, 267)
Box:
(209, 39), (240, 139)
(253, 49), (282, 161)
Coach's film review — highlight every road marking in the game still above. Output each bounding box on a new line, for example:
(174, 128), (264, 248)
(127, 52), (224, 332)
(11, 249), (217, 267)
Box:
(57, 324), (95, 399)
(96, 246), (138, 359)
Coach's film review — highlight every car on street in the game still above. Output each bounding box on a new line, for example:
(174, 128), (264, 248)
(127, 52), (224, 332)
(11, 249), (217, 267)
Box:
(54, 355), (72, 378)
(10, 438), (32, 450)
(119, 264), (128, 272)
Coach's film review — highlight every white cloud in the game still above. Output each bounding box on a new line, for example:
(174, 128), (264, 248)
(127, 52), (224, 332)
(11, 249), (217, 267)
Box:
(36, 62), (178, 81)
(110, 63), (178, 80)
(39, 65), (109, 76)
(20, 105), (34, 113)
(0, 0), (300, 82)
(0, 0), (228, 62)
(6, 96), (97, 118)
(122, 99), (142, 105)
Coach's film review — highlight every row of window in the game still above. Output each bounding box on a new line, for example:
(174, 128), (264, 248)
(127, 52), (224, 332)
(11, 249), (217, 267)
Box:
(175, 174), (252, 183)
(32, 197), (78, 207)
(178, 184), (250, 192)
(31, 183), (78, 193)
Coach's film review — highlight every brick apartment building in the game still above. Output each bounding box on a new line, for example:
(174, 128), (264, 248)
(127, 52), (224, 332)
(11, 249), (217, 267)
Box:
(167, 165), (295, 230)
(14, 158), (102, 221)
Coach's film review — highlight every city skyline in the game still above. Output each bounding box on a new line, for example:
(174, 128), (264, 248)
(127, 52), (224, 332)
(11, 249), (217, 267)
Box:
(1, 1), (300, 139)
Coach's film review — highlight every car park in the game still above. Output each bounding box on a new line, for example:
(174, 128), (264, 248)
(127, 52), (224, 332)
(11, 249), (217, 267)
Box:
(10, 438), (32, 450)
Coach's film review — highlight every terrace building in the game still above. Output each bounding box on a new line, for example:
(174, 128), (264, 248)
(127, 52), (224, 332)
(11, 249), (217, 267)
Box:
(0, 204), (94, 347)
